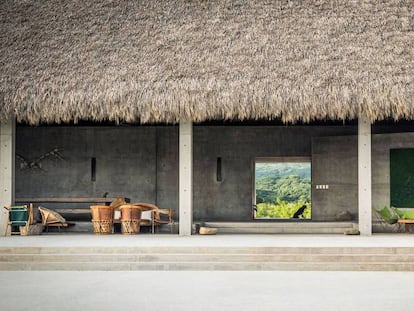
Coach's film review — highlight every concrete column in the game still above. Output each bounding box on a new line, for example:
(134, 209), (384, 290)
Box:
(358, 117), (372, 236)
(179, 121), (193, 236)
(0, 118), (16, 235)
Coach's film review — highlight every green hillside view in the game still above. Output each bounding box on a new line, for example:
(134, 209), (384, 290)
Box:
(255, 162), (311, 219)
(255, 163), (311, 179)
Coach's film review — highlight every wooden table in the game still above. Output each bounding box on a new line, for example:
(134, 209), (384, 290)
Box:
(397, 219), (414, 233)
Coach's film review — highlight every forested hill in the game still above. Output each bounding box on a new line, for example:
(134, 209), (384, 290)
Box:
(255, 163), (311, 179)
(256, 163), (311, 204)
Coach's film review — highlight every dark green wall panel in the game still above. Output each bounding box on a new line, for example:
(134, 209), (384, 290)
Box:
(390, 148), (414, 208)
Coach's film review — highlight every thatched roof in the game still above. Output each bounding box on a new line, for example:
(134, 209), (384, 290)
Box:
(1, 0), (413, 124)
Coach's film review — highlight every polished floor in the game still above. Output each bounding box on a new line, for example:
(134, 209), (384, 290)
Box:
(0, 270), (412, 311)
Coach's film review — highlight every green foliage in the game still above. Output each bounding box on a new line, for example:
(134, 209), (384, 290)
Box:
(255, 162), (311, 219)
(256, 176), (311, 203)
(256, 201), (311, 219)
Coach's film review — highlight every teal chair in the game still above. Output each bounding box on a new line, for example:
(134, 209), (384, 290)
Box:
(4, 205), (32, 235)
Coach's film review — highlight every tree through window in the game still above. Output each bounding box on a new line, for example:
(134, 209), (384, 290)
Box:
(254, 158), (311, 219)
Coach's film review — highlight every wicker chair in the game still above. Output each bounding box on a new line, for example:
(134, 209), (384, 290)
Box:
(135, 203), (175, 234)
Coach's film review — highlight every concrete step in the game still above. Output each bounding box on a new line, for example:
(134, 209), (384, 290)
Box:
(1, 246), (413, 271)
(2, 246), (414, 254)
(1, 261), (413, 271)
(2, 253), (414, 263)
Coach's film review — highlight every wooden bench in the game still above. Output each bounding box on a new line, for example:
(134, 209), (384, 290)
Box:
(397, 219), (414, 233)
(15, 197), (129, 204)
(16, 197), (130, 230)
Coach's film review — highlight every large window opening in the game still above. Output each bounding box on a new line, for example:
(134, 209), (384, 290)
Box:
(254, 158), (312, 219)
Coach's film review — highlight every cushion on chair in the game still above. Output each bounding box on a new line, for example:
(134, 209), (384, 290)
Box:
(141, 210), (152, 221)
(9, 207), (29, 222)
(392, 207), (414, 220)
(110, 198), (127, 209)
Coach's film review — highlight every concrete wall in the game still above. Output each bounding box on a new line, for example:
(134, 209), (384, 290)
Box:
(193, 126), (357, 221)
(15, 126), (179, 219)
(312, 136), (358, 221)
(16, 125), (363, 222)
(312, 132), (414, 224)
(156, 128), (179, 212)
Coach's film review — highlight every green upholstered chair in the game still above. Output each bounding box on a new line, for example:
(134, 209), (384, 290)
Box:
(374, 206), (399, 224)
(373, 206), (402, 232)
(4, 205), (32, 235)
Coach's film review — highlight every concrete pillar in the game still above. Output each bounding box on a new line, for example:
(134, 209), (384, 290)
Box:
(358, 117), (372, 236)
(179, 121), (193, 236)
(0, 119), (16, 235)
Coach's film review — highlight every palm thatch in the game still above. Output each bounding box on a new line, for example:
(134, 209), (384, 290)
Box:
(1, 0), (413, 124)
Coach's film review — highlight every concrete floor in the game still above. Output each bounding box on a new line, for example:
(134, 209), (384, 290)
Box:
(0, 270), (412, 311)
(1, 233), (414, 247)
(1, 234), (413, 310)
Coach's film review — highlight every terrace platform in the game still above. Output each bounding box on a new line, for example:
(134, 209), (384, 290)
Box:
(1, 234), (414, 271)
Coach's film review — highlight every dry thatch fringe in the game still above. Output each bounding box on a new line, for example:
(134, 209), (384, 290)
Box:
(1, 0), (414, 124)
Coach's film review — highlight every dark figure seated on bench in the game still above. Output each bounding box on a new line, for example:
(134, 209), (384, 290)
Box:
(293, 205), (307, 218)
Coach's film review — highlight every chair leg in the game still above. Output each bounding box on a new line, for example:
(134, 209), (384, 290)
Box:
(151, 211), (155, 234)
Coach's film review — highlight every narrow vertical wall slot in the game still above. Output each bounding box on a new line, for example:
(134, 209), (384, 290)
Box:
(91, 157), (96, 182)
(216, 157), (222, 182)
